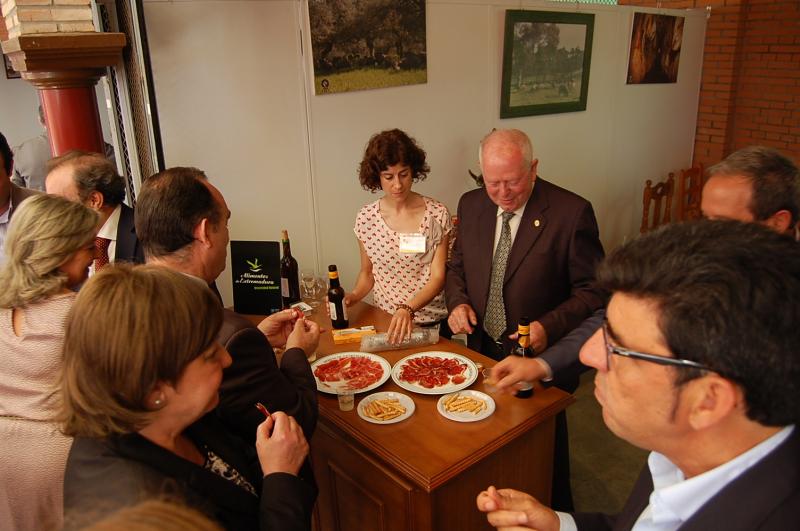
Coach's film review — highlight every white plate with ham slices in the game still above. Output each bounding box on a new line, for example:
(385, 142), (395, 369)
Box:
(311, 352), (391, 394)
(391, 352), (478, 395)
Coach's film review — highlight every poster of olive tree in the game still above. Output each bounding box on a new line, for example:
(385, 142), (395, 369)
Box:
(500, 10), (594, 118)
(308, 0), (427, 95)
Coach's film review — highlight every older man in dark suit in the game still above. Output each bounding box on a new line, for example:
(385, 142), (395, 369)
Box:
(446, 129), (605, 373)
(446, 129), (605, 511)
(478, 220), (800, 531)
(492, 146), (800, 401)
(0, 132), (40, 266)
(45, 151), (143, 271)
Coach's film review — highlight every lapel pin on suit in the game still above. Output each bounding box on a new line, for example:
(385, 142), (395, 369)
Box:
(533, 219), (541, 228)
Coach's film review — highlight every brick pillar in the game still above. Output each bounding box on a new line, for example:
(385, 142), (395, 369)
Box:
(1, 0), (125, 156)
(728, 1), (800, 156)
(1, 0), (95, 38)
(694, 2), (746, 167)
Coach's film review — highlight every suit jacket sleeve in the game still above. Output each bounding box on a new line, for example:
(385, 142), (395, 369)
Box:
(445, 195), (471, 311)
(217, 319), (318, 443)
(537, 200), (606, 343)
(539, 309), (604, 377)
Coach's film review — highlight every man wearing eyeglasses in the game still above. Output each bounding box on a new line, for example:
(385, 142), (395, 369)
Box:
(477, 220), (799, 530)
(490, 147), (800, 398)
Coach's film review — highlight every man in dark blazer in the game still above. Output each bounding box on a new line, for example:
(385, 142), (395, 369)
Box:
(45, 151), (144, 269)
(490, 145), (800, 400)
(478, 221), (800, 531)
(446, 129), (605, 511)
(445, 129), (605, 370)
(0, 131), (40, 264)
(134, 166), (319, 443)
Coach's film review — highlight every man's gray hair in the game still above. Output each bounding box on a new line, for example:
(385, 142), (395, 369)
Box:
(708, 146), (799, 224)
(478, 129), (533, 171)
(47, 150), (126, 207)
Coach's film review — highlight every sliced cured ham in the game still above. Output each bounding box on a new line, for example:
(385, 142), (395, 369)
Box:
(398, 355), (467, 388)
(314, 356), (384, 391)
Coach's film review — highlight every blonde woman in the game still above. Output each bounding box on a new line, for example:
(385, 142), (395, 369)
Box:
(0, 194), (98, 531)
(84, 499), (224, 531)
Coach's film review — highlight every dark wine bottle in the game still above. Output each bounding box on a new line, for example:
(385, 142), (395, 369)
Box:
(280, 229), (300, 308)
(512, 317), (534, 399)
(327, 264), (349, 329)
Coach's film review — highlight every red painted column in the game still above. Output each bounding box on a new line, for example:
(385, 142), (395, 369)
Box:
(2, 33), (125, 157)
(40, 85), (104, 156)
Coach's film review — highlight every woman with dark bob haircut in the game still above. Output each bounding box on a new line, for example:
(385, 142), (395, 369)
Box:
(59, 265), (316, 530)
(348, 129), (453, 343)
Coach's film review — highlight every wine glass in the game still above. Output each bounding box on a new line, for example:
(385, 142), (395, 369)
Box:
(301, 269), (320, 307)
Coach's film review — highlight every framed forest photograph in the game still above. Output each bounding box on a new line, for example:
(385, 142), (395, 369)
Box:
(500, 10), (594, 118)
(308, 0), (427, 95)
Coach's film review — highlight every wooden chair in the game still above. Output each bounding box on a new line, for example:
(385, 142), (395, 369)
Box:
(640, 174), (675, 233)
(448, 215), (458, 260)
(675, 163), (704, 221)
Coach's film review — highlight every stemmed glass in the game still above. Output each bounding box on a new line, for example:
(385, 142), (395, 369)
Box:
(301, 269), (321, 307)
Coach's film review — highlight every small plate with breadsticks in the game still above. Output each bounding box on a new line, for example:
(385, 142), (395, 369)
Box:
(357, 392), (415, 424)
(437, 390), (495, 422)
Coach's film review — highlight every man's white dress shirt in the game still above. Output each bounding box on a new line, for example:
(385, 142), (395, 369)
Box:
(89, 204), (122, 276)
(557, 426), (794, 531)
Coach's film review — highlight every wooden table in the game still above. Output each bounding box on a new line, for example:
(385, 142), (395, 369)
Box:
(250, 302), (573, 531)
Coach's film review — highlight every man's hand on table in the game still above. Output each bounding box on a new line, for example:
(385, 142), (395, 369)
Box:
(257, 309), (302, 348)
(477, 486), (559, 531)
(486, 356), (550, 394)
(448, 303), (478, 334)
(286, 317), (320, 355)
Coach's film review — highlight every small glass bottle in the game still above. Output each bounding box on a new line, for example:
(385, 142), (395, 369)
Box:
(280, 229), (300, 308)
(327, 264), (349, 329)
(512, 317), (534, 399)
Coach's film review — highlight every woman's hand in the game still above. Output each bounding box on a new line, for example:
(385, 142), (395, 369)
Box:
(255, 412), (309, 477)
(387, 307), (413, 344)
(324, 292), (359, 318)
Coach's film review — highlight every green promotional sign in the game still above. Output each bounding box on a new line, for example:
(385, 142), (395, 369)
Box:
(231, 240), (281, 315)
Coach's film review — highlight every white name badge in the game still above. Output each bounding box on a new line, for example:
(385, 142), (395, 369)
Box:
(399, 233), (426, 254)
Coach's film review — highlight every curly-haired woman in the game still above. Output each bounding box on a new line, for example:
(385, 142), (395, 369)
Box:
(347, 129), (453, 343)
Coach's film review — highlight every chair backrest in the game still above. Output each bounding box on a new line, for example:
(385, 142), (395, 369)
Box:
(640, 173), (675, 234)
(448, 215), (458, 260)
(676, 163), (704, 221)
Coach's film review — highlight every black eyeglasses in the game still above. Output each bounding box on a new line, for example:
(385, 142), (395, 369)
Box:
(601, 320), (714, 372)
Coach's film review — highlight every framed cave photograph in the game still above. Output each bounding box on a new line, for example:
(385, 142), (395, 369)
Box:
(500, 10), (594, 118)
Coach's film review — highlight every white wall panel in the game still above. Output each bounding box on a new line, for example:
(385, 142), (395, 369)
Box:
(143, 0), (706, 306)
